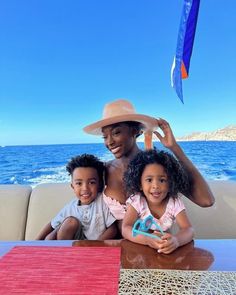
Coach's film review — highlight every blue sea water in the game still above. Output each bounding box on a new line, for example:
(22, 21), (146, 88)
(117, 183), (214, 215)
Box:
(1, 141), (236, 186)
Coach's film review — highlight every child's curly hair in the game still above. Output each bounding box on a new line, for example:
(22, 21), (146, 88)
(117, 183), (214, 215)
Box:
(124, 148), (190, 198)
(66, 153), (105, 192)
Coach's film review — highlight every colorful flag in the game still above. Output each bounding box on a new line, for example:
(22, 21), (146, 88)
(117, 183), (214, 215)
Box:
(171, 0), (201, 103)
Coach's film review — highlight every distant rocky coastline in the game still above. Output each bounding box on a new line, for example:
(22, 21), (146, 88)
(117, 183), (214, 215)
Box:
(176, 125), (236, 141)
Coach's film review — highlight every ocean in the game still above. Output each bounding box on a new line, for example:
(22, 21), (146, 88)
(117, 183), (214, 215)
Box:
(1, 141), (236, 186)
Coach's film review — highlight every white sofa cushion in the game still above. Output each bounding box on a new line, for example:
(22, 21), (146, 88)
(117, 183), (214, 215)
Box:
(1, 180), (236, 241)
(25, 183), (74, 240)
(182, 181), (236, 238)
(0, 185), (31, 240)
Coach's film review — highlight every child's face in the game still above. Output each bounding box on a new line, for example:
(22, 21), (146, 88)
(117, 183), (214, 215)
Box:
(71, 167), (99, 205)
(102, 123), (136, 159)
(141, 163), (169, 205)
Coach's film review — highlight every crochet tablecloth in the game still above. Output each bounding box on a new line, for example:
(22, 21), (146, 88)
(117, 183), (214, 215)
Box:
(119, 269), (236, 295)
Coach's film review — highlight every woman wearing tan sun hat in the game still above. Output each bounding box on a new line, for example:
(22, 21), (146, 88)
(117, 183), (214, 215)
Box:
(83, 99), (158, 149)
(83, 99), (215, 231)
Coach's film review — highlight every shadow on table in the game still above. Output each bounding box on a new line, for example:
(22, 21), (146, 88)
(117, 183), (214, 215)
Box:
(120, 240), (214, 270)
(73, 239), (214, 270)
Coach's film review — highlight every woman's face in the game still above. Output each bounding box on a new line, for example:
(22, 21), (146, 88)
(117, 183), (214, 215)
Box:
(102, 123), (137, 158)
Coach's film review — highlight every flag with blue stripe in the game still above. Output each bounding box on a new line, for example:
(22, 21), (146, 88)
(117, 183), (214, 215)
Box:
(171, 0), (201, 103)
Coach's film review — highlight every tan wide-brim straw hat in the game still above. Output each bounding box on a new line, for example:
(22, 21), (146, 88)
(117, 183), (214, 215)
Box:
(83, 99), (159, 135)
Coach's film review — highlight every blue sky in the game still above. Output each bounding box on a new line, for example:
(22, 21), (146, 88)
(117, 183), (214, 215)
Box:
(0, 0), (236, 146)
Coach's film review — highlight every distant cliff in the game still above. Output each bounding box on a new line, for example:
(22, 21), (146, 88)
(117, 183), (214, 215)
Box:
(177, 125), (236, 141)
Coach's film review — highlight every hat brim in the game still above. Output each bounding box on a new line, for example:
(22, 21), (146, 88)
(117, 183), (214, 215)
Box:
(83, 114), (158, 135)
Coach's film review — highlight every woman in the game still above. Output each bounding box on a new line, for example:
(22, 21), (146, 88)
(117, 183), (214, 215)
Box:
(83, 99), (215, 229)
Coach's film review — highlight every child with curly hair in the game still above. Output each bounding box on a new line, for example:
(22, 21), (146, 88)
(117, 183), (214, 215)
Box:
(122, 149), (194, 254)
(83, 99), (214, 234)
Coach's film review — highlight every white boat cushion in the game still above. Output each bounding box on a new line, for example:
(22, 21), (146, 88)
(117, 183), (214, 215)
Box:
(25, 183), (74, 240)
(0, 185), (31, 240)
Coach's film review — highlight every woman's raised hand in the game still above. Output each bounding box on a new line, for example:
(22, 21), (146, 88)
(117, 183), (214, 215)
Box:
(154, 118), (177, 150)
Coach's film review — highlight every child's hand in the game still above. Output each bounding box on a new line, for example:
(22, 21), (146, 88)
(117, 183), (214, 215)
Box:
(145, 232), (169, 251)
(156, 233), (179, 254)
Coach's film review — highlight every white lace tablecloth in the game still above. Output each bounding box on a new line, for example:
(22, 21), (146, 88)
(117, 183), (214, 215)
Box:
(119, 269), (236, 295)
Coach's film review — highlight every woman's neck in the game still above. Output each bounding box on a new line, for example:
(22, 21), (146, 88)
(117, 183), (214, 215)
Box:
(119, 144), (140, 164)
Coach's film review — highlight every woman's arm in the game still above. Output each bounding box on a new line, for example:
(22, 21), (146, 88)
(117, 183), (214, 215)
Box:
(154, 119), (215, 207)
(157, 209), (194, 254)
